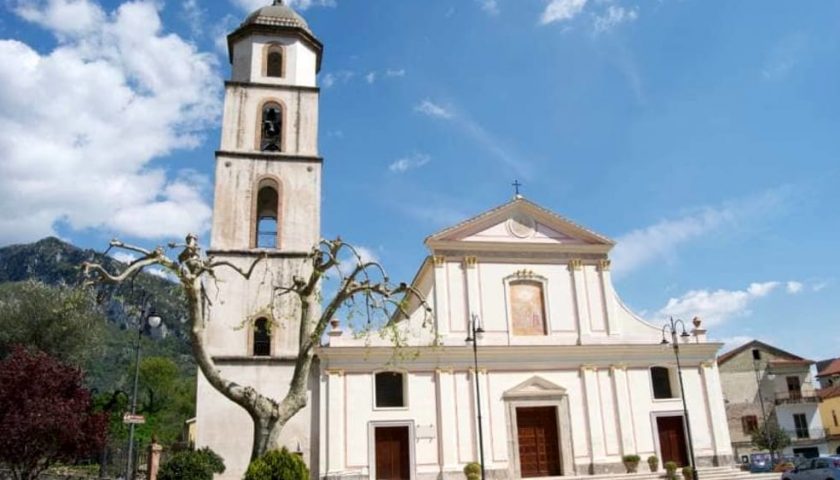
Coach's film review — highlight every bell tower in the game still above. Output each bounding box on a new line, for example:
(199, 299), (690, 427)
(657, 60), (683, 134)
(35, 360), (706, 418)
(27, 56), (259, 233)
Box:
(196, 2), (323, 478)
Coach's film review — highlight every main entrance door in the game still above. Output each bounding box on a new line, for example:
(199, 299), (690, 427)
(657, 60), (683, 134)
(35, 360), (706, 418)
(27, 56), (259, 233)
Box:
(656, 415), (689, 466)
(375, 426), (410, 480)
(517, 407), (562, 477)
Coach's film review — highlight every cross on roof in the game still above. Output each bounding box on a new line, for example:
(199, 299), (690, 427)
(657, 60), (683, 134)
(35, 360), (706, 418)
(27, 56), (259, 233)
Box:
(512, 180), (523, 198)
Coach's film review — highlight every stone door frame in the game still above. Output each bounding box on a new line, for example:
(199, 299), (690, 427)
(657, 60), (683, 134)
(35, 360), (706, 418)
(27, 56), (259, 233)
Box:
(367, 420), (416, 480)
(503, 377), (575, 478)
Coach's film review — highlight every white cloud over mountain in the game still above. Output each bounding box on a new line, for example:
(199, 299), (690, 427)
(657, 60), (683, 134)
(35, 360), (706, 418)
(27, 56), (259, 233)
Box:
(0, 0), (220, 244)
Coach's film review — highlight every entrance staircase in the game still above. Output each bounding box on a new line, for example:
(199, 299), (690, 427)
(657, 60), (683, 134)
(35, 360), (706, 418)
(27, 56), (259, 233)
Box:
(557, 466), (780, 480)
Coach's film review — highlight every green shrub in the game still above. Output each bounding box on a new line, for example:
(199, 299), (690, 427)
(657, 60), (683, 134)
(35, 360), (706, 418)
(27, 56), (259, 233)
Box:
(463, 462), (481, 480)
(158, 447), (225, 480)
(647, 455), (659, 472)
(622, 455), (640, 473)
(244, 447), (309, 480)
(663, 461), (679, 480)
(681, 466), (694, 480)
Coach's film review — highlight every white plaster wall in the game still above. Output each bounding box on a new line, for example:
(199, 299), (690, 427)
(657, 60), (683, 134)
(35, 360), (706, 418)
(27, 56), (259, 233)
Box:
(231, 36), (318, 87)
(210, 156), (321, 252)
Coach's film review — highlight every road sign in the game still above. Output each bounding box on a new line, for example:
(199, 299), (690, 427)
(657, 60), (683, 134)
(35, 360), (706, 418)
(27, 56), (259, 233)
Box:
(123, 413), (146, 424)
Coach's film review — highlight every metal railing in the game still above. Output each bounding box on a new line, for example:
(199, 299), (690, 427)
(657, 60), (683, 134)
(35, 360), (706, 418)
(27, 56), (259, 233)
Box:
(774, 390), (820, 405)
(784, 428), (827, 441)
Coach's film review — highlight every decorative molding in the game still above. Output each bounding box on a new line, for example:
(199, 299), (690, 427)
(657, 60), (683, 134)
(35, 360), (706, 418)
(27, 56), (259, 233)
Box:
(432, 255), (446, 267)
(597, 259), (611, 272)
(581, 365), (598, 373)
(700, 360), (715, 369)
(434, 367), (454, 374)
(325, 368), (344, 376)
(463, 256), (478, 268)
(610, 364), (627, 373)
(568, 259), (583, 271)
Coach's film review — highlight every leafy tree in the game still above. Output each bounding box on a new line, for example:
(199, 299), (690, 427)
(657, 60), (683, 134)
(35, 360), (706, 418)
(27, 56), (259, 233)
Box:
(0, 347), (108, 480)
(83, 235), (432, 459)
(158, 447), (225, 480)
(751, 420), (791, 453)
(139, 356), (179, 414)
(0, 281), (105, 365)
(244, 448), (308, 480)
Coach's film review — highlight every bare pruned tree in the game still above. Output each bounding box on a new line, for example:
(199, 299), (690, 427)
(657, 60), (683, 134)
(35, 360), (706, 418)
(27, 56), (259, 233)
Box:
(82, 234), (432, 459)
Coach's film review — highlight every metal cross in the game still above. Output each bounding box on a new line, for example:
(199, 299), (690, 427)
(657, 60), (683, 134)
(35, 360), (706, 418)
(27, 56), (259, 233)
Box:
(512, 180), (522, 196)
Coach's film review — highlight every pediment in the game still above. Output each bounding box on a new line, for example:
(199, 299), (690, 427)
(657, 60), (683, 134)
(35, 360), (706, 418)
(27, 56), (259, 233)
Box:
(503, 376), (567, 400)
(425, 198), (614, 253)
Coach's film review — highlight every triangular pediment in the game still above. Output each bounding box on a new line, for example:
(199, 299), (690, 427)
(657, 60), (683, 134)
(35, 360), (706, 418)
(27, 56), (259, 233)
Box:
(425, 197), (614, 253)
(503, 376), (567, 400)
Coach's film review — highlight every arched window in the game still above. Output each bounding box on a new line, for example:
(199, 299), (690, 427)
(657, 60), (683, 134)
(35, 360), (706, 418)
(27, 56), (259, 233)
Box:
(253, 318), (271, 356)
(509, 280), (547, 336)
(255, 183), (279, 248)
(266, 47), (283, 78)
(260, 102), (283, 152)
(651, 366), (676, 399)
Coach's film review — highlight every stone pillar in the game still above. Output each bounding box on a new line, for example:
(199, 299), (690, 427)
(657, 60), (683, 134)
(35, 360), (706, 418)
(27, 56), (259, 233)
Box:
(569, 260), (590, 344)
(581, 365), (605, 468)
(432, 256), (450, 337)
(463, 256), (480, 330)
(146, 439), (163, 480)
(436, 368), (459, 472)
(597, 260), (620, 336)
(611, 365), (636, 455)
(326, 369), (345, 474)
(700, 361), (731, 461)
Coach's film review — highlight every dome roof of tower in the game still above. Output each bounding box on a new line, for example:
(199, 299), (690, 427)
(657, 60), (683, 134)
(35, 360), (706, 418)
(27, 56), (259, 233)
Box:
(240, 1), (312, 35)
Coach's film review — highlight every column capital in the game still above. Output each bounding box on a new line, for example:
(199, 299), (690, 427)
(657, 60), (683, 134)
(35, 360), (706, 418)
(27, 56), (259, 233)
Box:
(433, 255), (446, 267)
(581, 364), (598, 373)
(435, 367), (454, 374)
(567, 259), (583, 271)
(597, 259), (611, 272)
(464, 256), (478, 268)
(325, 368), (344, 376)
(609, 364), (628, 373)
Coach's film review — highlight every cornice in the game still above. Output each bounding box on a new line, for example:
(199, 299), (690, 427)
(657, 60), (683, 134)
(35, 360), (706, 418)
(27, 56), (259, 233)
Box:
(426, 240), (611, 255)
(225, 80), (320, 93)
(215, 150), (323, 163)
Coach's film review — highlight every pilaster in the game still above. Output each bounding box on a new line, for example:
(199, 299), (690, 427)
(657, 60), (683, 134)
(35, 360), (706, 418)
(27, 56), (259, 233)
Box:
(597, 260), (620, 336)
(581, 365), (606, 463)
(326, 369), (345, 473)
(464, 256), (481, 326)
(435, 368), (458, 470)
(432, 256), (450, 337)
(610, 365), (636, 455)
(569, 260), (590, 343)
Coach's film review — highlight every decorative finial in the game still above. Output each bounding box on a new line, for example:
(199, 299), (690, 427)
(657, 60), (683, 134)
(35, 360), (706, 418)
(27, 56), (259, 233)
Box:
(692, 316), (702, 328)
(512, 179), (523, 199)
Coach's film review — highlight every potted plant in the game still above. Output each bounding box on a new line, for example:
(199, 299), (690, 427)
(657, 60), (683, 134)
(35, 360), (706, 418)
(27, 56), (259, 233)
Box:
(463, 462), (481, 480)
(622, 454), (641, 473)
(681, 466), (694, 480)
(647, 455), (659, 472)
(664, 461), (678, 480)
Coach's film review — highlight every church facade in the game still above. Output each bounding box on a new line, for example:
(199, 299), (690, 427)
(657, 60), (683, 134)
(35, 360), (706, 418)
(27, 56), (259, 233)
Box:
(195, 3), (734, 479)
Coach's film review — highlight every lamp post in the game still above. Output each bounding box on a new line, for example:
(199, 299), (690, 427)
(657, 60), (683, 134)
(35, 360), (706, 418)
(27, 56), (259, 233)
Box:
(125, 300), (162, 480)
(751, 349), (775, 464)
(465, 313), (486, 480)
(660, 317), (698, 480)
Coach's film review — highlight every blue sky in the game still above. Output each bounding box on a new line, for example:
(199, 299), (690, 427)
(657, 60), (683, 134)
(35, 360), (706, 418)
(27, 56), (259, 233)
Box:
(1, 0), (838, 364)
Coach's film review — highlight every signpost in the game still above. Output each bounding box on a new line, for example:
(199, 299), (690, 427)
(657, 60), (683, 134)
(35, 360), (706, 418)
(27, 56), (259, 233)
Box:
(123, 413), (146, 425)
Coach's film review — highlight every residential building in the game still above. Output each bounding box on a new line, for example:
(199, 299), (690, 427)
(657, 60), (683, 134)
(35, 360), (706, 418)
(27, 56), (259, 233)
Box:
(816, 358), (840, 388)
(718, 340), (828, 461)
(817, 358), (840, 454)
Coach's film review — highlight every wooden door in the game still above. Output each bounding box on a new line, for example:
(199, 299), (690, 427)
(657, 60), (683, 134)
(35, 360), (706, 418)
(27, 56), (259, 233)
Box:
(656, 416), (689, 466)
(375, 426), (410, 480)
(517, 407), (561, 477)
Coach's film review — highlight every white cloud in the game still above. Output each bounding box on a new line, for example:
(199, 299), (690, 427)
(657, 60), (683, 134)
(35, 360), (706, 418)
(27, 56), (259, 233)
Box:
(813, 281), (829, 292)
(181, 0), (205, 37)
(657, 281), (780, 328)
(385, 68), (406, 77)
(476, 0), (499, 15)
(0, 0), (220, 245)
(230, 0), (336, 12)
(336, 245), (380, 276)
(786, 281), (804, 294)
(593, 5), (638, 34)
(611, 191), (786, 278)
(321, 70), (354, 88)
(389, 153), (431, 173)
(540, 0), (588, 25)
(414, 99), (454, 119)
(110, 251), (138, 264)
(365, 71), (376, 84)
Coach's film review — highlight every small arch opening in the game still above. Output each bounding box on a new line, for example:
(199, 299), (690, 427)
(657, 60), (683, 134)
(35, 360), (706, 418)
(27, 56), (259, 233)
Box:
(253, 318), (271, 356)
(260, 102), (283, 152)
(255, 185), (279, 248)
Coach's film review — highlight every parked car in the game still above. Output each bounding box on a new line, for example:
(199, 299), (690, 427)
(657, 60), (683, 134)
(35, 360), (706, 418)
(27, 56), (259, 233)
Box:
(780, 455), (840, 480)
(749, 453), (773, 473)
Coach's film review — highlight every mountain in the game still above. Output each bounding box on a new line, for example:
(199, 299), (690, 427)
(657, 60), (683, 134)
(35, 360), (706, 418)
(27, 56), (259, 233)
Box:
(0, 237), (194, 389)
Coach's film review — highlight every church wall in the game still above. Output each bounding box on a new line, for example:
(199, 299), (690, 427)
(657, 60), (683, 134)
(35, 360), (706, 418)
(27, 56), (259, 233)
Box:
(231, 36), (318, 87)
(219, 84), (319, 156)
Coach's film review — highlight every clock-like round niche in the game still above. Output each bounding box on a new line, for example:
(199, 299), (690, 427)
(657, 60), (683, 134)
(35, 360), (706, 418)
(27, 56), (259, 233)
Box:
(507, 213), (536, 238)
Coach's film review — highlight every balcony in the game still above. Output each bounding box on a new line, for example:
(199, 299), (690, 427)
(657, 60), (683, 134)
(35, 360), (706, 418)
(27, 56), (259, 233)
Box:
(774, 390), (820, 405)
(784, 428), (827, 442)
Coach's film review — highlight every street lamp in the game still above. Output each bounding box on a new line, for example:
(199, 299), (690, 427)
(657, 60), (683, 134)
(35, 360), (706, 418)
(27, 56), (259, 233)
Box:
(751, 349), (775, 464)
(465, 313), (486, 480)
(660, 317), (698, 480)
(125, 300), (162, 480)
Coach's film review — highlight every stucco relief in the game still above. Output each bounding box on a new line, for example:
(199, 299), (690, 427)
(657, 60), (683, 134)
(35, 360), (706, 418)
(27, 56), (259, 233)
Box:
(510, 281), (547, 336)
